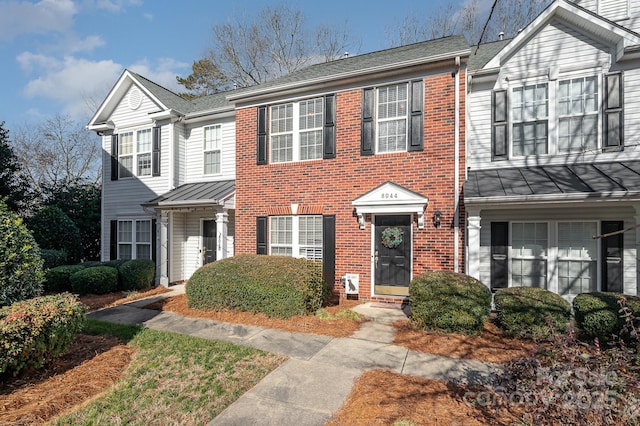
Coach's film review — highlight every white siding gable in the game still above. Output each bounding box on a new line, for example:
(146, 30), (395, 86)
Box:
(183, 116), (236, 183)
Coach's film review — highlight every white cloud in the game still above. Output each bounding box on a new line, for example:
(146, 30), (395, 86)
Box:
(0, 0), (77, 41)
(92, 0), (142, 13)
(68, 35), (106, 54)
(143, 12), (153, 21)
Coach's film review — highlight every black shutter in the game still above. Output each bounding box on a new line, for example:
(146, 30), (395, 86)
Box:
(601, 221), (623, 293)
(256, 216), (268, 254)
(257, 106), (268, 165)
(604, 72), (623, 151)
(322, 215), (336, 288)
(408, 79), (424, 152)
(152, 126), (161, 176)
(110, 220), (118, 260)
(361, 87), (374, 155)
(492, 90), (508, 161)
(323, 94), (336, 159)
(151, 218), (157, 263)
(490, 222), (508, 290)
(110, 134), (119, 180)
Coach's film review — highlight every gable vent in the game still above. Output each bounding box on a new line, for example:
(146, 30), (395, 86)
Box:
(128, 87), (142, 110)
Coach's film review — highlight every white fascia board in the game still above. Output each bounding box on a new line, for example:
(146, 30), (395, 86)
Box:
(183, 108), (235, 123)
(465, 191), (640, 207)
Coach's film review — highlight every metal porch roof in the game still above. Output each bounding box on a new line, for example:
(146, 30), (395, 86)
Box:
(143, 180), (235, 208)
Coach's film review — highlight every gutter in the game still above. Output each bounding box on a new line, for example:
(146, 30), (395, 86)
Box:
(464, 191), (640, 207)
(454, 56), (460, 273)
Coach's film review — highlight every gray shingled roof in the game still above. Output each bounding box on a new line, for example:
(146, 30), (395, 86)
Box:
(468, 39), (510, 70)
(143, 180), (235, 207)
(464, 161), (640, 200)
(229, 35), (470, 99)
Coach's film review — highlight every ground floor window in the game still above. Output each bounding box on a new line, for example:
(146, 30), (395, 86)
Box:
(511, 222), (547, 288)
(269, 215), (322, 260)
(118, 219), (151, 260)
(557, 221), (597, 295)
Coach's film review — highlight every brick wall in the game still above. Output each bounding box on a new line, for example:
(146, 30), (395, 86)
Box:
(236, 69), (466, 301)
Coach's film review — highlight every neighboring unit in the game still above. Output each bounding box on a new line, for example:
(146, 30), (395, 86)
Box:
(88, 71), (236, 285)
(465, 0), (640, 298)
(230, 36), (469, 301)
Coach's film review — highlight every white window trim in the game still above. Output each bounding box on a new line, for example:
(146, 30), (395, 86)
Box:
(117, 219), (152, 260)
(375, 82), (409, 154)
(268, 215), (323, 259)
(117, 126), (153, 179)
(270, 97), (324, 164)
(203, 124), (222, 175)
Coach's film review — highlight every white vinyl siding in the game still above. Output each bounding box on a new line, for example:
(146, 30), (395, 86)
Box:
(511, 222), (548, 288)
(118, 219), (151, 260)
(270, 98), (324, 163)
(377, 83), (408, 153)
(203, 125), (221, 175)
(269, 215), (322, 260)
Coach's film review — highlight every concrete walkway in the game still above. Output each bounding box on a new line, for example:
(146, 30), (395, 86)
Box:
(87, 286), (501, 426)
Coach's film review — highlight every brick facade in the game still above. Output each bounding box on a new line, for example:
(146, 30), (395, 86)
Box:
(236, 69), (466, 301)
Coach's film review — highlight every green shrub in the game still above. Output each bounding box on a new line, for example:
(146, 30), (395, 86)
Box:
(0, 293), (86, 375)
(0, 201), (44, 307)
(186, 254), (329, 319)
(80, 260), (102, 268)
(40, 249), (68, 269)
(70, 266), (118, 295)
(45, 264), (85, 292)
(100, 259), (127, 288)
(120, 259), (155, 291)
(573, 292), (640, 343)
(494, 287), (571, 340)
(28, 206), (82, 263)
(409, 271), (492, 335)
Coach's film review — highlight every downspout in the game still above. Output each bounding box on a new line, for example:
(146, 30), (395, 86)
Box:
(454, 56), (461, 273)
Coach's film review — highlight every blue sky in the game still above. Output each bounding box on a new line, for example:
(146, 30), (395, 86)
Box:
(0, 0), (476, 130)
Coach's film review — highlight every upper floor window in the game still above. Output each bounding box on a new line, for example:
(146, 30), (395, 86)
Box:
(269, 215), (323, 260)
(270, 98), (323, 163)
(204, 125), (221, 175)
(492, 72), (622, 161)
(112, 127), (160, 180)
(361, 80), (423, 155)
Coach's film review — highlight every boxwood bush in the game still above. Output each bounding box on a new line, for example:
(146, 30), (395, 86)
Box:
(494, 287), (571, 340)
(409, 271), (492, 335)
(573, 292), (640, 343)
(0, 293), (86, 375)
(45, 264), (85, 292)
(70, 266), (118, 295)
(119, 259), (155, 291)
(186, 254), (329, 319)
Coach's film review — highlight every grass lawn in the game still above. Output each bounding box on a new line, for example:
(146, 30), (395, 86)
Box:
(50, 319), (286, 425)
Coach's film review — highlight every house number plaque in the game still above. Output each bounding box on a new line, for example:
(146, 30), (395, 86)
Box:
(381, 193), (399, 199)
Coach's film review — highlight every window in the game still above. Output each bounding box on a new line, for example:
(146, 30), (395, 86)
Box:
(377, 83), (408, 153)
(117, 129), (153, 178)
(511, 84), (548, 156)
(511, 222), (547, 288)
(204, 125), (221, 175)
(558, 76), (598, 153)
(118, 220), (152, 260)
(558, 222), (597, 295)
(270, 98), (323, 163)
(269, 215), (322, 259)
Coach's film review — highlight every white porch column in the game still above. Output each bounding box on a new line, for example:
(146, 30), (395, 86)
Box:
(216, 211), (229, 261)
(467, 209), (482, 281)
(159, 211), (169, 287)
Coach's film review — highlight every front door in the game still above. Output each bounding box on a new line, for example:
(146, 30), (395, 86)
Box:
(374, 215), (411, 296)
(202, 220), (217, 265)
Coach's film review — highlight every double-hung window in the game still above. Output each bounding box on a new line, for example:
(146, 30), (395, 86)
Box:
(117, 219), (152, 260)
(269, 215), (322, 260)
(117, 129), (152, 178)
(270, 98), (324, 163)
(557, 222), (597, 295)
(511, 222), (548, 288)
(377, 83), (408, 153)
(511, 83), (548, 156)
(558, 76), (598, 153)
(118, 132), (134, 178)
(204, 125), (222, 175)
(136, 129), (152, 176)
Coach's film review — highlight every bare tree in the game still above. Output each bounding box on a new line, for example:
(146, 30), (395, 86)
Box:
(177, 3), (357, 95)
(11, 114), (101, 195)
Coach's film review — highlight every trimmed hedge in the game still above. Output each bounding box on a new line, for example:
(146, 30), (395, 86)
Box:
(40, 249), (67, 269)
(70, 266), (118, 295)
(0, 201), (44, 307)
(186, 254), (329, 319)
(409, 271), (492, 335)
(573, 292), (640, 342)
(0, 293), (86, 375)
(120, 259), (155, 291)
(45, 264), (86, 292)
(494, 287), (571, 340)
(28, 206), (82, 263)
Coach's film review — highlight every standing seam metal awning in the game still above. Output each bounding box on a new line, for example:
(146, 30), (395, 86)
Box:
(464, 161), (640, 203)
(142, 180), (235, 208)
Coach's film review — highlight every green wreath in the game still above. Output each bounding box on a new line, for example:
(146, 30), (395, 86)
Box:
(381, 227), (404, 249)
